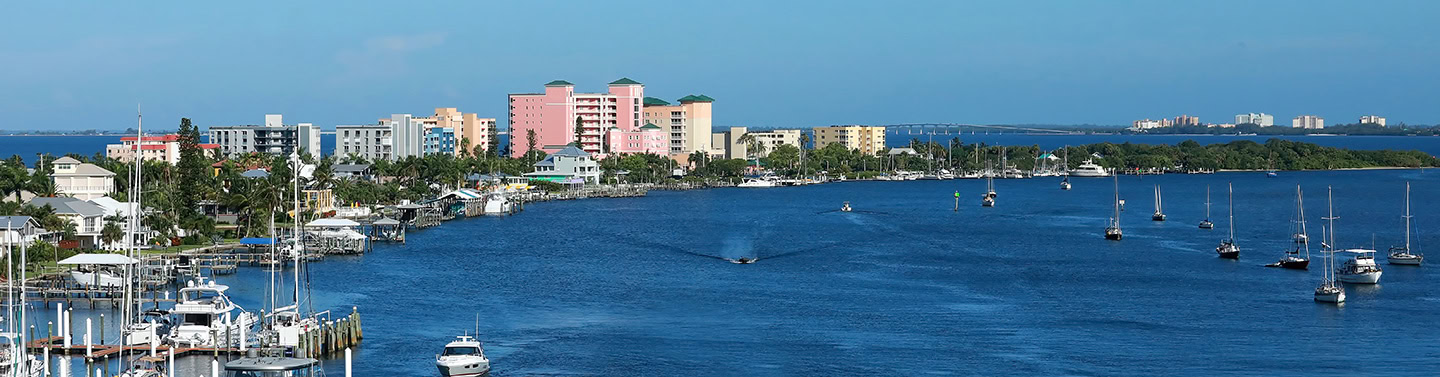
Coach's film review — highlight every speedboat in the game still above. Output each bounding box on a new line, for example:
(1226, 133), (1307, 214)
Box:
(1069, 159), (1110, 177)
(728, 257), (756, 264)
(737, 178), (777, 188)
(70, 266), (125, 288)
(1336, 249), (1382, 284)
(840, 202), (852, 212)
(437, 335), (491, 377)
(169, 278), (259, 347)
(225, 355), (321, 377)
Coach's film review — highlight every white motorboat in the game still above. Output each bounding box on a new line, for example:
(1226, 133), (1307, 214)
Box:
(840, 202), (852, 212)
(124, 309), (174, 345)
(482, 194), (514, 215)
(737, 178), (777, 188)
(70, 268), (125, 288)
(1336, 249), (1383, 284)
(168, 278), (259, 347)
(437, 336), (491, 377)
(1388, 182), (1423, 266)
(1069, 159), (1110, 177)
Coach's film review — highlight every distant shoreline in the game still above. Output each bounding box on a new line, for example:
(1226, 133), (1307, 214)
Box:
(1217, 166), (1427, 172)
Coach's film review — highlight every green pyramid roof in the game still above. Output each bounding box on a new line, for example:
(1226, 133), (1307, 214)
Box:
(609, 77), (642, 85)
(677, 95), (700, 102)
(545, 80), (574, 86)
(678, 94), (713, 103)
(643, 97), (671, 106)
(695, 94), (716, 102)
(640, 122), (662, 130)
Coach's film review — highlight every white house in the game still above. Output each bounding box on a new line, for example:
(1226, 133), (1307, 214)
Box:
(50, 157), (115, 200)
(27, 197), (106, 249)
(523, 145), (602, 185)
(88, 196), (153, 250)
(0, 216), (43, 250)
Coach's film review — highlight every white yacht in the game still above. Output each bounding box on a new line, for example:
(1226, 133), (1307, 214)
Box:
(69, 267), (125, 288)
(1105, 175), (1122, 240)
(737, 178), (777, 188)
(1151, 185), (1166, 221)
(482, 194), (514, 215)
(840, 202), (852, 212)
(0, 333), (42, 377)
(1069, 159), (1110, 177)
(437, 335), (491, 377)
(1336, 249), (1383, 284)
(1389, 182), (1423, 266)
(168, 278), (259, 347)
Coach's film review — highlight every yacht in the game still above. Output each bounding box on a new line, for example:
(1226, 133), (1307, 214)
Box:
(436, 335), (491, 377)
(70, 266), (125, 288)
(1270, 185), (1310, 269)
(1336, 249), (1383, 284)
(728, 257), (757, 264)
(1151, 185), (1166, 221)
(482, 194), (514, 215)
(1105, 175), (1122, 240)
(1199, 185), (1214, 229)
(1069, 159), (1110, 177)
(168, 278), (259, 347)
(981, 168), (996, 207)
(1216, 182), (1239, 259)
(1388, 182), (1423, 265)
(737, 177), (777, 188)
(124, 309), (174, 345)
(0, 333), (42, 377)
(1315, 187), (1345, 304)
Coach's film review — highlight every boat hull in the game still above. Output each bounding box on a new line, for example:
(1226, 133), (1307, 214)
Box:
(437, 359), (490, 377)
(1338, 271), (1382, 284)
(1152, 214), (1165, 221)
(1198, 221), (1213, 229)
(1279, 259), (1310, 270)
(1314, 290), (1345, 303)
(1388, 254), (1423, 265)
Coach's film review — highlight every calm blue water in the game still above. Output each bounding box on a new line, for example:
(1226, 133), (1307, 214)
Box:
(12, 137), (1440, 376)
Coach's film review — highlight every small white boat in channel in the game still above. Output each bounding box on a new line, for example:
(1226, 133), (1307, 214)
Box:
(737, 177), (777, 188)
(840, 201), (852, 212)
(437, 335), (491, 377)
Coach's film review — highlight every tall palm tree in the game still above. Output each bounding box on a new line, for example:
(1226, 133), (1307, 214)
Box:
(100, 214), (125, 250)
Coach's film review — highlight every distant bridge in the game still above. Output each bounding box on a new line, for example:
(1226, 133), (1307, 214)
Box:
(874, 123), (1076, 135)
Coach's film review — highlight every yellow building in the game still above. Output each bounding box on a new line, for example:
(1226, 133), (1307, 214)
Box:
(812, 125), (886, 155)
(643, 95), (713, 163)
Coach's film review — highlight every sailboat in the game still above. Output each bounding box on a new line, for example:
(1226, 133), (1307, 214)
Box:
(1215, 182), (1239, 259)
(1151, 185), (1166, 221)
(1388, 182), (1423, 265)
(1198, 185), (1214, 229)
(1105, 175), (1122, 240)
(1266, 153), (1278, 178)
(1269, 185), (1310, 269)
(1059, 147), (1071, 190)
(1315, 186), (1345, 303)
(981, 161), (996, 207)
(265, 152), (324, 349)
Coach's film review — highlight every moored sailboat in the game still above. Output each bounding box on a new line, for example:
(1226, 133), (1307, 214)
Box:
(1198, 185), (1214, 229)
(1215, 182), (1239, 259)
(1315, 187), (1345, 303)
(1151, 185), (1166, 221)
(1269, 184), (1310, 269)
(1388, 182), (1423, 266)
(1105, 175), (1122, 240)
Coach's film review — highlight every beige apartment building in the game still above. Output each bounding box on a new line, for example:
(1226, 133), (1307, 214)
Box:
(813, 125), (886, 155)
(710, 127), (802, 159)
(643, 95), (713, 163)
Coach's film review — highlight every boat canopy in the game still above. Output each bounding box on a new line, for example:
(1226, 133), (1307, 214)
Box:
(396, 203), (424, 210)
(1339, 249), (1378, 254)
(58, 254), (139, 265)
(224, 357), (319, 371)
(306, 218), (361, 227)
(240, 237), (273, 245)
(372, 217), (401, 226)
(438, 188), (485, 201)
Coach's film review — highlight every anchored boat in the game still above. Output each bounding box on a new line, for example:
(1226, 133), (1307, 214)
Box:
(1215, 182), (1239, 259)
(1388, 182), (1423, 266)
(437, 335), (491, 377)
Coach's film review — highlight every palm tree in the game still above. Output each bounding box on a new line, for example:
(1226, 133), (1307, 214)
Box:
(798, 133), (812, 175)
(100, 214), (125, 250)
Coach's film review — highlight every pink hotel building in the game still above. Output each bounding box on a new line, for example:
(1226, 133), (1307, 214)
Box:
(509, 78), (646, 157)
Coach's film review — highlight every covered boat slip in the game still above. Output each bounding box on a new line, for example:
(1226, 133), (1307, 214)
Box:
(304, 218), (369, 254)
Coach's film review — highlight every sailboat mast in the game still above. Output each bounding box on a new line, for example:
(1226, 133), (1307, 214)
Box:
(1227, 182), (1235, 241)
(1404, 182), (1412, 252)
(1298, 185), (1309, 259)
(1205, 185), (1211, 218)
(1113, 175), (1120, 226)
(293, 152), (303, 310)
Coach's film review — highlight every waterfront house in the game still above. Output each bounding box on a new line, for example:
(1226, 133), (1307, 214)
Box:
(88, 196), (153, 250)
(27, 196), (106, 249)
(0, 216), (42, 250)
(523, 145), (602, 185)
(333, 164), (374, 181)
(50, 156), (115, 200)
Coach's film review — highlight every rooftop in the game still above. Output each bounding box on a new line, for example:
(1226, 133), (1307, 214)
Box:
(609, 77), (642, 85)
(642, 97), (671, 106)
(545, 80), (575, 86)
(640, 123), (662, 130)
(28, 197), (105, 217)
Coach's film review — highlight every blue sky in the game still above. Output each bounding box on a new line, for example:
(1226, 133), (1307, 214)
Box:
(2, 1), (1437, 131)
